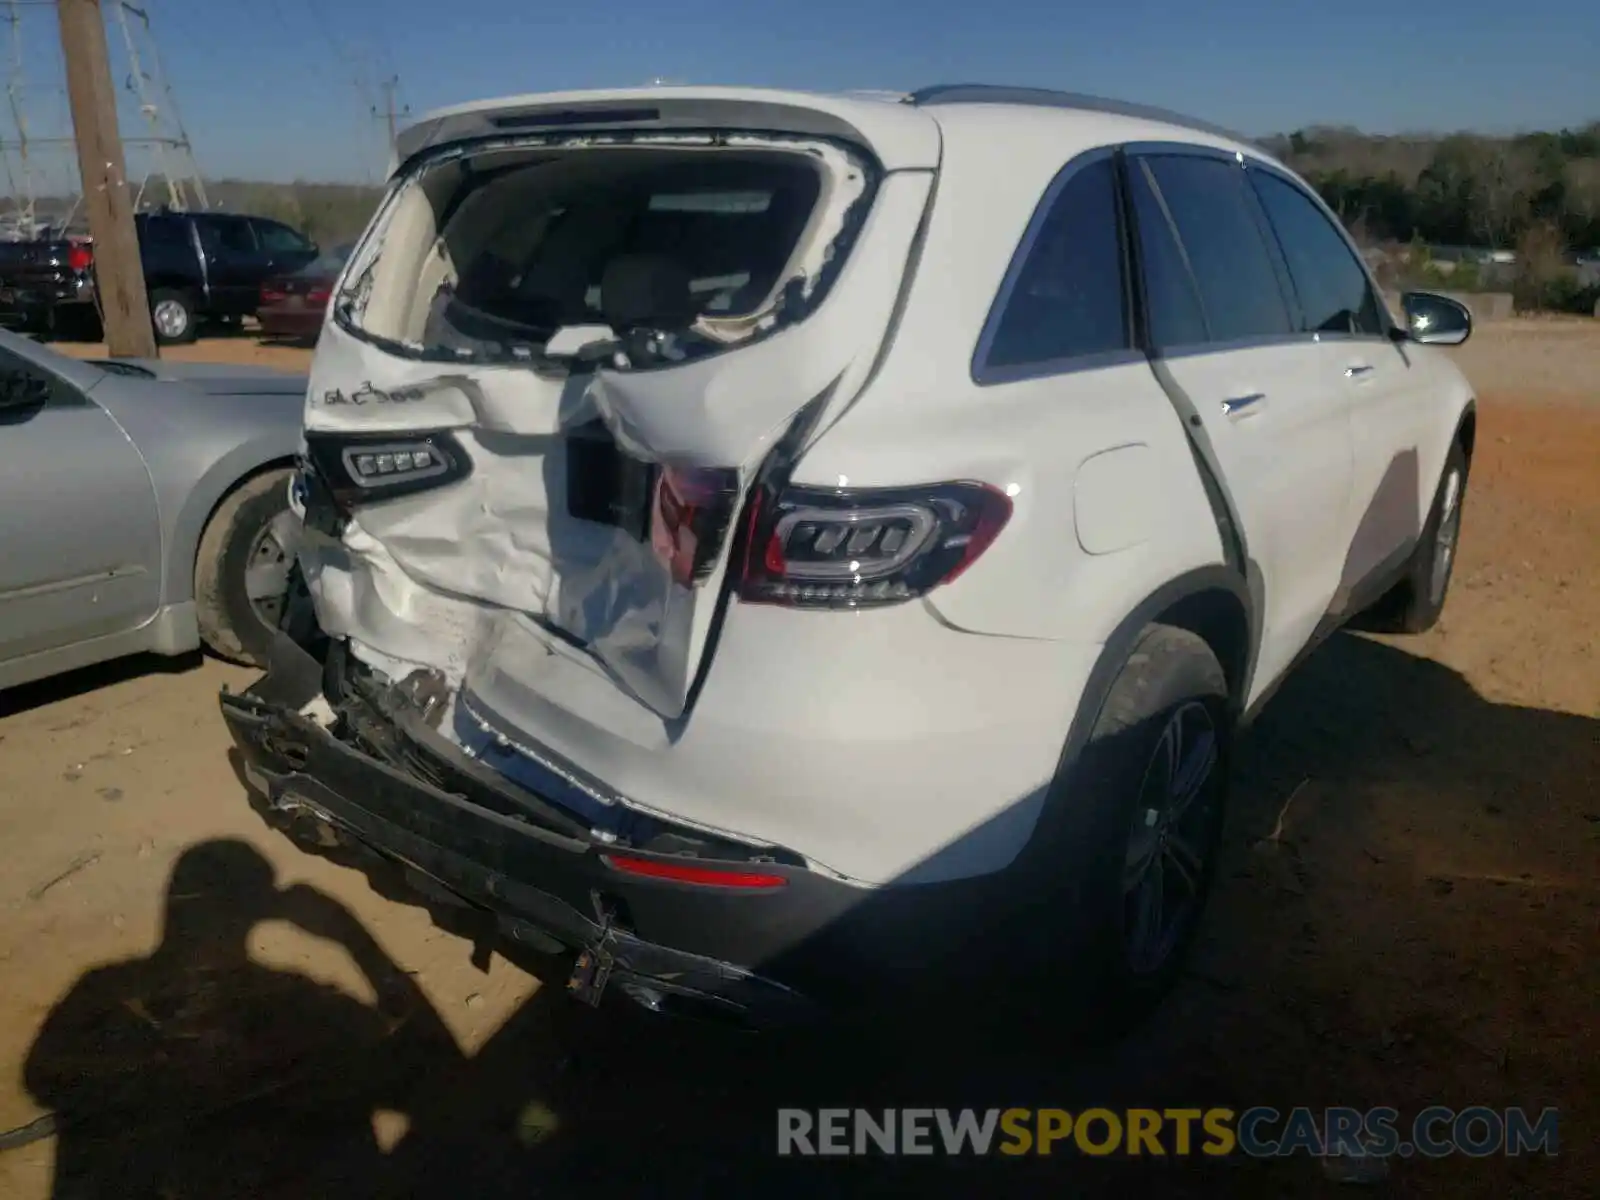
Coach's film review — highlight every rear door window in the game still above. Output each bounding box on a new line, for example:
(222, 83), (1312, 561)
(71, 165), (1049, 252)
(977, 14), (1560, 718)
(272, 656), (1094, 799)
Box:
(1137, 154), (1292, 346)
(199, 217), (258, 258)
(978, 156), (1130, 379)
(1249, 170), (1386, 336)
(1127, 160), (1209, 349)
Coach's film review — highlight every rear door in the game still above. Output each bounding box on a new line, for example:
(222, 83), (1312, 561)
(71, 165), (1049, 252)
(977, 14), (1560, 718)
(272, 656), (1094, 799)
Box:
(0, 345), (162, 663)
(1246, 165), (1432, 601)
(1125, 147), (1355, 702)
(195, 216), (266, 314)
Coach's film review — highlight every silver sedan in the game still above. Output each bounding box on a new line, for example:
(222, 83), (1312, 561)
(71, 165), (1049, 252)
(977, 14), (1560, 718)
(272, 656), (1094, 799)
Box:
(0, 330), (305, 690)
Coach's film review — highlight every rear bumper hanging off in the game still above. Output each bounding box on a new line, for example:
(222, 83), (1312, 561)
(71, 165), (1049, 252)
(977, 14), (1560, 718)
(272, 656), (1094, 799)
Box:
(218, 633), (949, 1026)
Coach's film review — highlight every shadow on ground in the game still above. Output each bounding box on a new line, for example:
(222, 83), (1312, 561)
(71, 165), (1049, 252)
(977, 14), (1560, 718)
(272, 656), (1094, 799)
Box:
(0, 651), (204, 720)
(18, 632), (1597, 1198)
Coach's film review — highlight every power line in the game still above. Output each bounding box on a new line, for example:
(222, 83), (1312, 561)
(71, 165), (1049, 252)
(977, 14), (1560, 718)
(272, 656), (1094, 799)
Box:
(372, 73), (408, 153)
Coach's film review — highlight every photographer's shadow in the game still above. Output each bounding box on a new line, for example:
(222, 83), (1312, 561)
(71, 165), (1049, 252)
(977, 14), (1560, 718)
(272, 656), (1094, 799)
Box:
(23, 839), (466, 1199)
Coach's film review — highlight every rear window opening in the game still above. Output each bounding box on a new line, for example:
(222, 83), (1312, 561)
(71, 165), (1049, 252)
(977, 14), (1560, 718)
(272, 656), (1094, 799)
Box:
(336, 141), (869, 367)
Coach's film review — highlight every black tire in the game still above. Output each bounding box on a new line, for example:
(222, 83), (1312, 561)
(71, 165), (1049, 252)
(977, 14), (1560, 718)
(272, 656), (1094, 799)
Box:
(1359, 442), (1469, 635)
(150, 287), (198, 345)
(1035, 624), (1232, 1022)
(194, 468), (296, 666)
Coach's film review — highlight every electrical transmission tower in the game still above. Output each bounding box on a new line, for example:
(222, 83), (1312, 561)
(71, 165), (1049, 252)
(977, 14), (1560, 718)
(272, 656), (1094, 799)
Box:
(2, 0), (37, 236)
(110, 1), (205, 210)
(0, 0), (205, 239)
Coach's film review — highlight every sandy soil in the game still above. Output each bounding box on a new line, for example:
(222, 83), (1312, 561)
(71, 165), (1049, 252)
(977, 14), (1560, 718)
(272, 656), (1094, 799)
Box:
(0, 324), (1596, 1196)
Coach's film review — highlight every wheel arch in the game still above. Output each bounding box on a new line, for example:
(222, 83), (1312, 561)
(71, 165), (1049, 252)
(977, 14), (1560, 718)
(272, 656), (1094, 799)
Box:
(167, 445), (296, 605)
(1058, 567), (1255, 776)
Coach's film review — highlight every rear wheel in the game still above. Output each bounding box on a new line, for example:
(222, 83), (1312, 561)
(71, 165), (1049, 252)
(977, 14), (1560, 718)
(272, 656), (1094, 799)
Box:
(150, 288), (198, 345)
(194, 468), (297, 666)
(1037, 625), (1232, 1020)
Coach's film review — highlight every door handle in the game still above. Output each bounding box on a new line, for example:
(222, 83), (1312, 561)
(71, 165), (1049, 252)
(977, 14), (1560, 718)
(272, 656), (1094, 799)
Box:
(1221, 392), (1266, 417)
(1345, 364), (1374, 378)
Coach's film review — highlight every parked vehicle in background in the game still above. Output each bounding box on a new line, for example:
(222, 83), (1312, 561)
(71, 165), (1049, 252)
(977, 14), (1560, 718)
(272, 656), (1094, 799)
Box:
(257, 243), (354, 342)
(0, 210), (321, 345)
(0, 328), (306, 691)
(223, 85), (1478, 1028)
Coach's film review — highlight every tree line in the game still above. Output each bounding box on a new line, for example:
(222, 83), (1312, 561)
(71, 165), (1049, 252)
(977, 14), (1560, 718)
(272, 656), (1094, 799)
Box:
(1263, 123), (1600, 311)
(13, 124), (1600, 313)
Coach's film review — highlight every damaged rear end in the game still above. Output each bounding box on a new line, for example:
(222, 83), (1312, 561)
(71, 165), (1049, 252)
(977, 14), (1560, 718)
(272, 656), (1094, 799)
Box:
(300, 91), (937, 719)
(223, 90), (953, 1020)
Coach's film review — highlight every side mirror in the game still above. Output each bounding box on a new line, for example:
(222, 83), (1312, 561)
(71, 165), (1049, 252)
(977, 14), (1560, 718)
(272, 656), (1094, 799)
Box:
(0, 370), (51, 414)
(1397, 291), (1473, 346)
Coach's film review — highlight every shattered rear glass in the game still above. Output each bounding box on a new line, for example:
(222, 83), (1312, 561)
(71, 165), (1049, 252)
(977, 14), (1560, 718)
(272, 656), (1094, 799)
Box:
(334, 145), (841, 367)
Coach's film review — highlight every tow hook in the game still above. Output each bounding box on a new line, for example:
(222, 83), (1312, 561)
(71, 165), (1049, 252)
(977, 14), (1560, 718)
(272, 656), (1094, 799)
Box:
(567, 892), (620, 1006)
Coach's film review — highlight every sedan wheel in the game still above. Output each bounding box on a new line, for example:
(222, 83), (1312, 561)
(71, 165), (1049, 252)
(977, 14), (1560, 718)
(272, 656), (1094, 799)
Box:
(243, 512), (296, 631)
(153, 299), (189, 340)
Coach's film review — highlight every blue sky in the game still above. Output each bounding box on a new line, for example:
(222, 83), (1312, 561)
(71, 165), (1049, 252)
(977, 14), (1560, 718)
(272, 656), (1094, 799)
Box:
(3, 0), (1597, 184)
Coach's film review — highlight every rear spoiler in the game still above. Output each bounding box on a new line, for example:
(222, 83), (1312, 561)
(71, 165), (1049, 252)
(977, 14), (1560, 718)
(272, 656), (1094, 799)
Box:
(392, 87), (942, 175)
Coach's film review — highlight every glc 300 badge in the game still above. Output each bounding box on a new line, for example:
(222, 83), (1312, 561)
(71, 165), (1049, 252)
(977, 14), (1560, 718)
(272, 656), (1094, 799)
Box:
(322, 381), (427, 406)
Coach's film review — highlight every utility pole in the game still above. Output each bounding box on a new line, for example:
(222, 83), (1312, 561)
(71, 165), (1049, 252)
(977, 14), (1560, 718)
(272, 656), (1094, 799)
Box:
(57, 0), (155, 357)
(372, 75), (408, 153)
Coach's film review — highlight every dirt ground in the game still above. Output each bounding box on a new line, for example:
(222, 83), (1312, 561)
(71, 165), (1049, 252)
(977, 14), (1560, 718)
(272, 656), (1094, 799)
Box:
(0, 322), (1596, 1197)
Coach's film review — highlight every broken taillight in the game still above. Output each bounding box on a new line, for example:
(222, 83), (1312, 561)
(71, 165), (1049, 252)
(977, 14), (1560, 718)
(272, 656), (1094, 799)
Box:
(737, 480), (1012, 608)
(650, 464), (741, 587)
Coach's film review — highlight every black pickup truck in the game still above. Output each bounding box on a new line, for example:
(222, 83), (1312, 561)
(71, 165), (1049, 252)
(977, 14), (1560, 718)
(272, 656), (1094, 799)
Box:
(0, 210), (320, 345)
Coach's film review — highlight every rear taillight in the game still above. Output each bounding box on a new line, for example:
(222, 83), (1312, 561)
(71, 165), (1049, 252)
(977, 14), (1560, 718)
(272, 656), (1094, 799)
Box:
(66, 242), (93, 272)
(306, 285), (331, 307)
(260, 285), (287, 304)
(302, 429), (470, 515)
(650, 465), (740, 587)
(737, 480), (1012, 608)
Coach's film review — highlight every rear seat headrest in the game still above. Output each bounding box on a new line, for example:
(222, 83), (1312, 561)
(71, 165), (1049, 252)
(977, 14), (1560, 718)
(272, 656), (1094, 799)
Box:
(600, 254), (696, 332)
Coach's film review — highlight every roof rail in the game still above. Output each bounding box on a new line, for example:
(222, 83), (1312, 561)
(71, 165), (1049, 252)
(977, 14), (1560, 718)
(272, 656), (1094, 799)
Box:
(906, 84), (1252, 146)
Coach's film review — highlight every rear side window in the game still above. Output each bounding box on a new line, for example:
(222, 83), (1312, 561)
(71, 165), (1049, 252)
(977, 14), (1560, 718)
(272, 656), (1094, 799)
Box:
(140, 215), (189, 249)
(1140, 155), (1291, 345)
(1250, 170), (1385, 336)
(980, 156), (1129, 377)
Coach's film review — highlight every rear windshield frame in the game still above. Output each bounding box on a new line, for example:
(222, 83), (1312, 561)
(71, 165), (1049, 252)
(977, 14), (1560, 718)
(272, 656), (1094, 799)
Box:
(329, 129), (881, 370)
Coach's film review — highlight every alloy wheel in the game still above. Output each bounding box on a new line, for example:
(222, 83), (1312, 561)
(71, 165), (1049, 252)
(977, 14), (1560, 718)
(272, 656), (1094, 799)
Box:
(1122, 700), (1220, 975)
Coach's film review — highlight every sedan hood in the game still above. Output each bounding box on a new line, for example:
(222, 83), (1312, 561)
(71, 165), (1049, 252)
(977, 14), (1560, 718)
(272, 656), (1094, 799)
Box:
(99, 358), (309, 397)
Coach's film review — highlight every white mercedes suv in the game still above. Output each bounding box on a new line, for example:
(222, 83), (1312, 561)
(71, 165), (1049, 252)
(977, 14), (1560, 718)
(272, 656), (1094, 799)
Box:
(223, 84), (1477, 1025)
